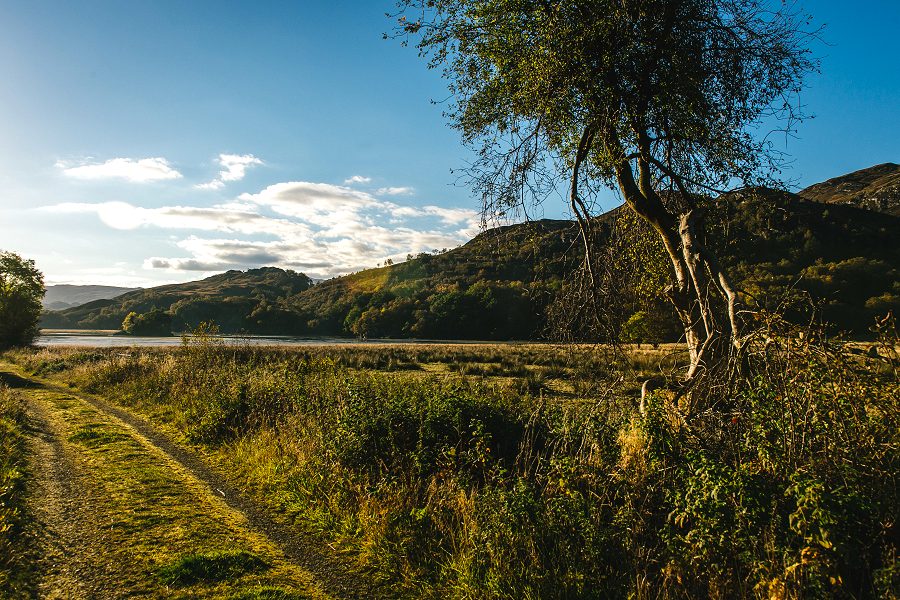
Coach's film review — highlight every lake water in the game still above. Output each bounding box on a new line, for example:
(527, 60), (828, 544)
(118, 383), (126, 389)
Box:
(34, 331), (500, 347)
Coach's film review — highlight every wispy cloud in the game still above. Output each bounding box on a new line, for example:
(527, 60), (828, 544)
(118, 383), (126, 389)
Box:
(388, 204), (479, 225)
(195, 153), (263, 190)
(42, 179), (481, 279)
(240, 181), (379, 227)
(47, 201), (312, 238)
(344, 175), (371, 185)
(57, 157), (182, 183)
(376, 186), (415, 196)
(195, 180), (225, 191)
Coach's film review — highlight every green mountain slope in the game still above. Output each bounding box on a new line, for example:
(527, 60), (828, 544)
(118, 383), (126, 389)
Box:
(709, 188), (899, 333)
(41, 267), (312, 333)
(290, 219), (580, 339)
(286, 189), (899, 340)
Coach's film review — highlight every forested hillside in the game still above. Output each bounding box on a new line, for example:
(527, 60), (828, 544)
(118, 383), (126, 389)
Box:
(290, 188), (900, 340)
(714, 188), (900, 332)
(41, 267), (312, 333)
(291, 219), (580, 339)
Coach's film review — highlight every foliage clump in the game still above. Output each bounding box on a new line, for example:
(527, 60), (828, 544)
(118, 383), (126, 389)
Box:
(0, 251), (44, 348)
(121, 307), (173, 336)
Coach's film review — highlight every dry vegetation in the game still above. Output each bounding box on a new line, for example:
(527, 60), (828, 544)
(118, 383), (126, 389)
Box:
(2, 320), (898, 598)
(0, 384), (29, 597)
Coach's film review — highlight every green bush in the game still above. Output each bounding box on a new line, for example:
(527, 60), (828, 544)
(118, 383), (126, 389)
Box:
(330, 379), (524, 482)
(0, 251), (44, 348)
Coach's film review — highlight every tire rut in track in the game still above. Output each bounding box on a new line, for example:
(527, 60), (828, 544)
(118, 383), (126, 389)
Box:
(25, 398), (115, 598)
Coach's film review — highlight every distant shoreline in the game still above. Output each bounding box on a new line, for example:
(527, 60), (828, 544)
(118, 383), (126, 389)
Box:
(36, 330), (690, 351)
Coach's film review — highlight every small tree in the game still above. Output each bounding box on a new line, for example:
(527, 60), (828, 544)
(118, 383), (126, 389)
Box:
(395, 0), (818, 380)
(120, 308), (173, 336)
(0, 251), (45, 348)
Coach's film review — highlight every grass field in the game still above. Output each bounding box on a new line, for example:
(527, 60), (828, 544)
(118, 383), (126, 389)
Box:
(2, 328), (898, 598)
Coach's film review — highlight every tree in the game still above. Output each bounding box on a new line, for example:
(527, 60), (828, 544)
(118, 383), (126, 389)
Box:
(0, 251), (45, 348)
(394, 0), (817, 380)
(121, 308), (173, 336)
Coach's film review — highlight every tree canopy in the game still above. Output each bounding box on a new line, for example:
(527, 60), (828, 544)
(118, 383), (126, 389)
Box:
(121, 308), (173, 336)
(395, 0), (818, 378)
(0, 251), (45, 348)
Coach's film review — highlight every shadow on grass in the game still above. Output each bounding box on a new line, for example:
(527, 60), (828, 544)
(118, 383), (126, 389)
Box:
(68, 423), (132, 447)
(0, 371), (40, 390)
(229, 586), (315, 600)
(157, 550), (269, 587)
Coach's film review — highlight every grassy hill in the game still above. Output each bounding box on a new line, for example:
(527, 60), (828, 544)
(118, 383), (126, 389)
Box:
(290, 219), (581, 339)
(41, 267), (312, 333)
(799, 162), (900, 216)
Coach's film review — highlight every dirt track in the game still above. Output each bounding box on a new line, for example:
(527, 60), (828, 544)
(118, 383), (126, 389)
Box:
(1, 365), (383, 599)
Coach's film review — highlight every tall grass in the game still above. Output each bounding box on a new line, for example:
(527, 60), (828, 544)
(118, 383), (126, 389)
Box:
(5, 324), (898, 598)
(0, 384), (30, 597)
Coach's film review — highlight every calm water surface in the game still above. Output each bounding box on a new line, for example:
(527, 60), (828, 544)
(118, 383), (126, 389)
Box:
(35, 331), (499, 347)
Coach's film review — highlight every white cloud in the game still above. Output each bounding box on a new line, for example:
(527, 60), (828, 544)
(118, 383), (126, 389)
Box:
(144, 257), (225, 271)
(195, 180), (225, 191)
(240, 181), (378, 226)
(195, 153), (263, 190)
(376, 186), (415, 196)
(41, 178), (484, 279)
(344, 175), (372, 185)
(389, 204), (478, 225)
(219, 154), (263, 181)
(44, 201), (312, 239)
(57, 157), (182, 183)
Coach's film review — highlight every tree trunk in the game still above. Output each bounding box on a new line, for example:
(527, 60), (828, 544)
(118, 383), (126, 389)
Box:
(611, 160), (740, 382)
(673, 209), (740, 380)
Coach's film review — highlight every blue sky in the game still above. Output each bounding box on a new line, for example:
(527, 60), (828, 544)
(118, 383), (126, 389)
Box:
(0, 1), (897, 286)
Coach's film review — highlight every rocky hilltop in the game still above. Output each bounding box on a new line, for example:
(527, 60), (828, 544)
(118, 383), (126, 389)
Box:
(799, 162), (900, 216)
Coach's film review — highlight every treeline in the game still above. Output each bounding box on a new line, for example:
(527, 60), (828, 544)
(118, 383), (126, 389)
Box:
(312, 280), (544, 340)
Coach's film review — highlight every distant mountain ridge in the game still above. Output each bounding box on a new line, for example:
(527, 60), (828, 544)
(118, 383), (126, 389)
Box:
(799, 162), (900, 216)
(42, 285), (140, 311)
